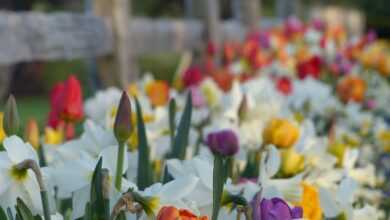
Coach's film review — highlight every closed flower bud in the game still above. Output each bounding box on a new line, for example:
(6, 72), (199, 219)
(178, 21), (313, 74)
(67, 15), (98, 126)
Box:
(206, 129), (239, 156)
(263, 118), (300, 149)
(25, 119), (40, 149)
(0, 112), (6, 143)
(114, 91), (133, 143)
(281, 148), (305, 176)
(3, 95), (20, 136)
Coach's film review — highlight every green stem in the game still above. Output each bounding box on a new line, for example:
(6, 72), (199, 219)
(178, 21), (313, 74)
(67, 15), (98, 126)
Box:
(41, 191), (51, 220)
(15, 159), (51, 220)
(212, 154), (224, 220)
(115, 141), (126, 191)
(38, 145), (47, 167)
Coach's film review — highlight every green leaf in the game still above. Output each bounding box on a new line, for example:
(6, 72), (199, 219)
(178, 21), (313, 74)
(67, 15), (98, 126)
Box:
(7, 208), (14, 220)
(15, 198), (34, 220)
(135, 98), (153, 190)
(171, 92), (192, 160)
(0, 207), (8, 220)
(168, 98), (176, 146)
(83, 202), (91, 220)
(89, 158), (110, 220)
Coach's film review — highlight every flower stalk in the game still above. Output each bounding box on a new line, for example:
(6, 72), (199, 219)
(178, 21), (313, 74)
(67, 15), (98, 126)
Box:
(212, 154), (224, 220)
(115, 141), (126, 191)
(15, 159), (51, 220)
(113, 91), (133, 191)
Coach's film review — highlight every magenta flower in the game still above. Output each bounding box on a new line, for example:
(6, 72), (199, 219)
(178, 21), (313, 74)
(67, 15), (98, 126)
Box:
(206, 129), (239, 156)
(251, 194), (302, 220)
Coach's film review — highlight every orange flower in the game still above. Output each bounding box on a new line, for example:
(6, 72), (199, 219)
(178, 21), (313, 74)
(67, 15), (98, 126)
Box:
(300, 183), (322, 220)
(146, 80), (170, 107)
(263, 118), (300, 149)
(337, 75), (366, 103)
(211, 69), (234, 92)
(157, 206), (208, 220)
(25, 119), (40, 149)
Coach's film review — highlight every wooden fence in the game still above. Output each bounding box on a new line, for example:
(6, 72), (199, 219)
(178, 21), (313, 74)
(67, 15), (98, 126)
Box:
(0, 0), (364, 96)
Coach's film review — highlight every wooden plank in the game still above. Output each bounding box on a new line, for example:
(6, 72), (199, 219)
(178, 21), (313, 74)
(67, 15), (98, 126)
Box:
(0, 11), (280, 65)
(0, 12), (113, 65)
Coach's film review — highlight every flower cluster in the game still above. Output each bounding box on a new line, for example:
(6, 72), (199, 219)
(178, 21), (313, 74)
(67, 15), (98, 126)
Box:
(0, 17), (389, 220)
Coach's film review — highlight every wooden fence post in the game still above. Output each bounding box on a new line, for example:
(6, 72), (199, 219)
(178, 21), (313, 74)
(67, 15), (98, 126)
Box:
(238, 0), (261, 31)
(93, 0), (137, 89)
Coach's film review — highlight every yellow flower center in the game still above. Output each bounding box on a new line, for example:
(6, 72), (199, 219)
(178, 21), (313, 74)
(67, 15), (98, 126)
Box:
(9, 166), (28, 182)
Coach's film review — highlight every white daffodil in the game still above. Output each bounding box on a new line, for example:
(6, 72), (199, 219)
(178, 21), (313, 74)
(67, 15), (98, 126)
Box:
(319, 177), (358, 220)
(258, 145), (302, 204)
(79, 120), (117, 157)
(342, 148), (377, 187)
(52, 145), (135, 219)
(166, 154), (214, 215)
(84, 87), (122, 127)
(0, 136), (46, 215)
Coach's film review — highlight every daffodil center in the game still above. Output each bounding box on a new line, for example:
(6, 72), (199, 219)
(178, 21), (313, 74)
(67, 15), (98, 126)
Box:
(10, 166), (28, 182)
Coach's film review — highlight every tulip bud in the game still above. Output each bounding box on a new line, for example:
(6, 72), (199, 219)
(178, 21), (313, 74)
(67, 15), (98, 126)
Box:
(206, 129), (239, 157)
(0, 112), (6, 143)
(3, 95), (20, 136)
(25, 119), (40, 149)
(114, 91), (133, 144)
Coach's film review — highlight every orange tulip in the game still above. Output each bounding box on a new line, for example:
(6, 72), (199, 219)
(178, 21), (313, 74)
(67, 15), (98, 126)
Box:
(25, 119), (40, 149)
(157, 206), (208, 220)
(336, 75), (366, 103)
(146, 80), (170, 107)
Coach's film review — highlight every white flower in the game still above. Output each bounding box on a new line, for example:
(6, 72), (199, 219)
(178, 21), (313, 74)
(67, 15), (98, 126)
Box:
(84, 87), (122, 127)
(0, 136), (44, 215)
(52, 145), (135, 219)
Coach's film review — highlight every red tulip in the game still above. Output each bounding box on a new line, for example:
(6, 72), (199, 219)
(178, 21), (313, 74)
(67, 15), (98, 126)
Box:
(47, 82), (65, 128)
(297, 56), (322, 79)
(276, 76), (293, 96)
(182, 66), (203, 88)
(59, 75), (84, 122)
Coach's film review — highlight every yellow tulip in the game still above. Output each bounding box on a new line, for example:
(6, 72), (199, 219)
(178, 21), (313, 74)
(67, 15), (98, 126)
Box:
(281, 148), (305, 176)
(263, 118), (300, 149)
(0, 112), (6, 143)
(44, 127), (64, 145)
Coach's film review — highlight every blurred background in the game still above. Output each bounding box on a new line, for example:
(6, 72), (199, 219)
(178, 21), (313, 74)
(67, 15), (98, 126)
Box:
(0, 0), (389, 127)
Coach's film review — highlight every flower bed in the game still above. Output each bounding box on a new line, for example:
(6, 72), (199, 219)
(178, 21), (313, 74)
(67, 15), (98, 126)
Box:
(0, 17), (390, 220)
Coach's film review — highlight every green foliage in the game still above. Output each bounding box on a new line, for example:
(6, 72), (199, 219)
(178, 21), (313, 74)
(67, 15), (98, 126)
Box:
(135, 98), (153, 190)
(170, 92), (192, 160)
(138, 53), (180, 84)
(84, 158), (110, 220)
(15, 198), (43, 220)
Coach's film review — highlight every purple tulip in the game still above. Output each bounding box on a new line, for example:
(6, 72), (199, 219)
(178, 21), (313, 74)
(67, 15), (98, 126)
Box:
(251, 194), (303, 220)
(206, 129), (239, 156)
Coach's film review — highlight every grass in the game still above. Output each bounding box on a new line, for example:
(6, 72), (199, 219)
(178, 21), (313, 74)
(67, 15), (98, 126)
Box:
(1, 52), (180, 130)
